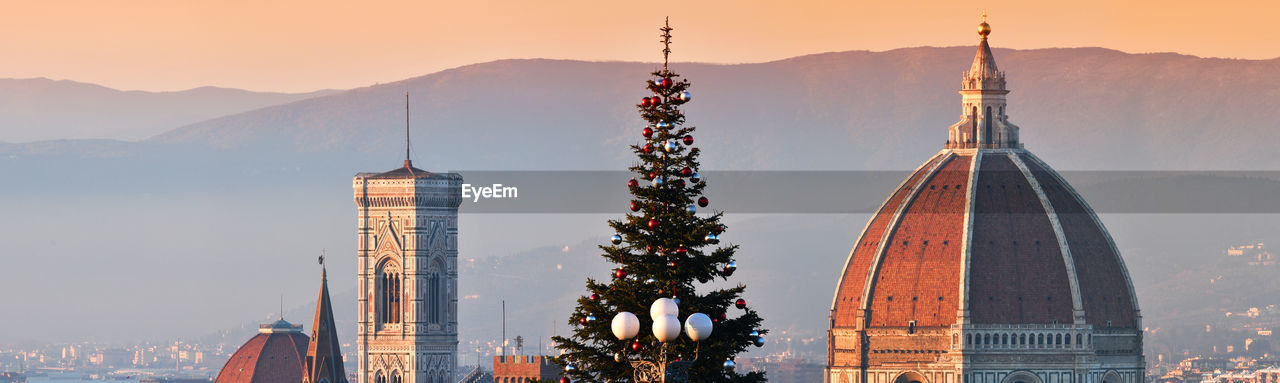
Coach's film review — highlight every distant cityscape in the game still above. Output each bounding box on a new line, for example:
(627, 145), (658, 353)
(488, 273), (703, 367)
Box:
(3, 241), (1276, 383)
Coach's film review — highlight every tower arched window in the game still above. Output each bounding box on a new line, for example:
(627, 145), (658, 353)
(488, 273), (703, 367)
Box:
(426, 259), (445, 325)
(377, 261), (402, 325)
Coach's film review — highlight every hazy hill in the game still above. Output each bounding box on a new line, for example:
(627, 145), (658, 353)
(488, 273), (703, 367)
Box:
(0, 78), (338, 142)
(128, 47), (1280, 171)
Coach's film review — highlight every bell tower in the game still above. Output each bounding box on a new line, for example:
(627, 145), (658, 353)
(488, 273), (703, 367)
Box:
(354, 95), (462, 383)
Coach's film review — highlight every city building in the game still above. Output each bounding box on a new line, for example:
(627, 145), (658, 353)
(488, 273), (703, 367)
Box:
(354, 131), (463, 383)
(213, 319), (308, 383)
(214, 265), (348, 383)
(825, 15), (1145, 383)
(305, 264), (350, 383)
(491, 355), (559, 383)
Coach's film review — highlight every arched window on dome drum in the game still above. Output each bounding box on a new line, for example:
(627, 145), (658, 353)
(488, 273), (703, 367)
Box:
(1077, 334), (1083, 346)
(1057, 334), (1063, 345)
(1038, 334), (1044, 345)
(1020, 334), (1026, 345)
(966, 334), (972, 345)
(1002, 333), (1009, 345)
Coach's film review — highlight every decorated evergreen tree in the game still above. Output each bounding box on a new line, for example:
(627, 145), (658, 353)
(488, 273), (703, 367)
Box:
(552, 19), (767, 383)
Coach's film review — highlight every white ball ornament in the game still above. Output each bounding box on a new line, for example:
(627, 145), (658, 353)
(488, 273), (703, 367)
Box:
(649, 298), (679, 320)
(684, 313), (713, 341)
(611, 312), (640, 340)
(653, 313), (681, 342)
(664, 140), (678, 153)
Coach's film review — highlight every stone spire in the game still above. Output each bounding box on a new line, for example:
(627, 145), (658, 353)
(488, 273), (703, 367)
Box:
(304, 261), (348, 383)
(947, 12), (1020, 149)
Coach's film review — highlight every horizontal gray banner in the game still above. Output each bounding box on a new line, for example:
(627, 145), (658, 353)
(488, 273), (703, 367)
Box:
(448, 171), (1280, 214)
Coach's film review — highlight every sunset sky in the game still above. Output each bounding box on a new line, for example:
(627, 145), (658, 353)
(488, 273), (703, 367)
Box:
(2, 0), (1276, 93)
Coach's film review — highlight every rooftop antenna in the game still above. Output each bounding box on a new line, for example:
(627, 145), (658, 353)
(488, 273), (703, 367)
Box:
(501, 300), (507, 356)
(280, 294), (284, 320)
(404, 92), (412, 168)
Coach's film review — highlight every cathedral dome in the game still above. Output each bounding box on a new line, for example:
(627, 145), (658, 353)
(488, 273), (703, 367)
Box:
(827, 16), (1144, 383)
(214, 319), (309, 383)
(829, 149), (1139, 329)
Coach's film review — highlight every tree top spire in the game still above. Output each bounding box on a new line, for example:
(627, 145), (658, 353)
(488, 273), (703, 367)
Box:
(661, 17), (673, 70)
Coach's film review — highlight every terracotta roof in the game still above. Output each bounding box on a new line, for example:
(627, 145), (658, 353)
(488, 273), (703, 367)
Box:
(214, 320), (308, 383)
(355, 164), (462, 181)
(830, 151), (1139, 328)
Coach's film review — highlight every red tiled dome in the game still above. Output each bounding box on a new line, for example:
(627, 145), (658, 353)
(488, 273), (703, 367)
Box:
(215, 320), (309, 383)
(830, 150), (1139, 329)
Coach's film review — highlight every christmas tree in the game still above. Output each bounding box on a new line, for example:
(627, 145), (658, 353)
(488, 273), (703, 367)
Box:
(552, 19), (767, 383)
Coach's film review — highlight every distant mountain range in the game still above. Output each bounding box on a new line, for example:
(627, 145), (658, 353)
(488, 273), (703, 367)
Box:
(0, 77), (338, 142)
(6, 46), (1280, 171)
(2, 47), (1279, 362)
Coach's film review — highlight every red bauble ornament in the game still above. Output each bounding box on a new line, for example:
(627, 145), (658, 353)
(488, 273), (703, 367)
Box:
(643, 143), (653, 153)
(676, 247), (688, 255)
(643, 127), (653, 138)
(630, 201), (640, 212)
(720, 312), (728, 320)
(615, 269), (627, 279)
(663, 78), (673, 88)
(579, 317), (587, 324)
(651, 97), (663, 106)
(628, 179), (639, 188)
(648, 171), (657, 180)
(736, 298), (747, 309)
(561, 377), (571, 383)
(648, 219), (658, 228)
(642, 97), (652, 107)
(631, 341), (644, 351)
(698, 197), (709, 207)
(683, 135), (694, 145)
(590, 293), (600, 301)
(681, 167), (692, 177)
(673, 179), (685, 188)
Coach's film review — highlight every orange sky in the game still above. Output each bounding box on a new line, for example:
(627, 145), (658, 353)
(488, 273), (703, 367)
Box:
(1, 0), (1276, 93)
